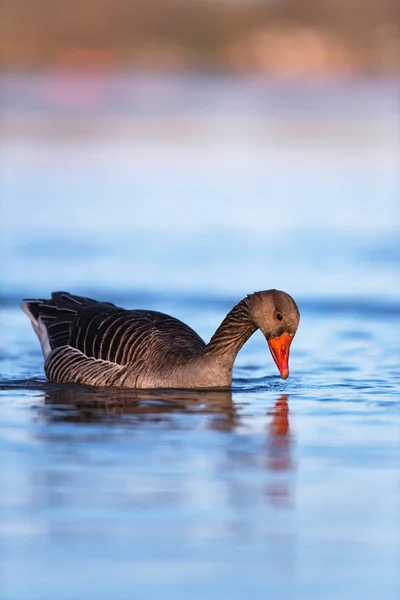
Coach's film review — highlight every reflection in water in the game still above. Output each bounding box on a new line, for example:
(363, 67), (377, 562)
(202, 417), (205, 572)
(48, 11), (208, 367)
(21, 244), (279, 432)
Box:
(40, 386), (294, 507)
(39, 384), (290, 438)
(36, 385), (294, 502)
(7, 381), (294, 536)
(40, 385), (238, 429)
(269, 395), (289, 437)
(2, 379), (296, 576)
(266, 395), (293, 508)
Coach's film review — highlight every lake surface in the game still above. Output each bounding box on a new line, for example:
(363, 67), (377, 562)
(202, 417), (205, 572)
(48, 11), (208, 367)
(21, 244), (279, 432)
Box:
(0, 73), (399, 600)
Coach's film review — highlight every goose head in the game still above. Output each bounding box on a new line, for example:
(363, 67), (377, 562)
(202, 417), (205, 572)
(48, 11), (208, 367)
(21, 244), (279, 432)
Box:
(247, 290), (300, 379)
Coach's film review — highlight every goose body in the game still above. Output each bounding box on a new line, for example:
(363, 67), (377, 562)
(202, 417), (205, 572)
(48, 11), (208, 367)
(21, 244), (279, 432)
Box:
(22, 290), (300, 388)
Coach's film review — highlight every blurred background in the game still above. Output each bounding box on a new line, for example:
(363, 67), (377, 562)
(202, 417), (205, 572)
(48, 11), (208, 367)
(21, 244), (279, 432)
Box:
(1, 0), (399, 301)
(1, 2), (399, 600)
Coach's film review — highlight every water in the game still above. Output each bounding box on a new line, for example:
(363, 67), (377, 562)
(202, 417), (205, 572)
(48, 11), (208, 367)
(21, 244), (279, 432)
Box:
(1, 73), (399, 600)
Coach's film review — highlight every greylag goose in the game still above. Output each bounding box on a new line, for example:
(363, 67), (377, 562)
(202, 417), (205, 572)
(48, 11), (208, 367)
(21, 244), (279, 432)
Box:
(22, 290), (300, 388)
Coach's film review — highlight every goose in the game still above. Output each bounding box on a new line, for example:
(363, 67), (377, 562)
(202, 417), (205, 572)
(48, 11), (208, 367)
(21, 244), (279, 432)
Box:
(22, 290), (300, 388)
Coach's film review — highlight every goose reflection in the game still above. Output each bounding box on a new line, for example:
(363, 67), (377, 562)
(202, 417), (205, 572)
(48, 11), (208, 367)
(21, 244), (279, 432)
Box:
(33, 385), (294, 541)
(40, 384), (238, 429)
(39, 385), (290, 446)
(38, 387), (293, 505)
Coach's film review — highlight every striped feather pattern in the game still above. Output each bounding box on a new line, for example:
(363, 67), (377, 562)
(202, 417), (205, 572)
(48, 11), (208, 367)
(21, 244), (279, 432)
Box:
(68, 307), (206, 364)
(204, 297), (257, 356)
(46, 346), (125, 386)
(23, 292), (206, 387)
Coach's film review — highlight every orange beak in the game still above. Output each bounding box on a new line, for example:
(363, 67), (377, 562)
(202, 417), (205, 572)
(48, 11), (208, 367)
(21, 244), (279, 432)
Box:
(267, 332), (293, 380)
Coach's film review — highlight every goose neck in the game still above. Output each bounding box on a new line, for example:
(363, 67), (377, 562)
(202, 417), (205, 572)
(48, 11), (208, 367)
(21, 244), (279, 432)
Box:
(204, 298), (257, 367)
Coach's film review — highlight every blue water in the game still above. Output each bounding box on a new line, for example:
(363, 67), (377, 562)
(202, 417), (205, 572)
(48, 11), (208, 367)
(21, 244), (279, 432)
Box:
(1, 74), (399, 600)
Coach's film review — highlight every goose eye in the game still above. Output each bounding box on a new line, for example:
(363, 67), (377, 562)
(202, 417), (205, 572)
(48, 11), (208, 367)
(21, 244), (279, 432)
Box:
(276, 313), (283, 321)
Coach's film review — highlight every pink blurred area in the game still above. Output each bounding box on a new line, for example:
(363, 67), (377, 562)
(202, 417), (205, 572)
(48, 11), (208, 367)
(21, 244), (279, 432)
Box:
(1, 0), (398, 115)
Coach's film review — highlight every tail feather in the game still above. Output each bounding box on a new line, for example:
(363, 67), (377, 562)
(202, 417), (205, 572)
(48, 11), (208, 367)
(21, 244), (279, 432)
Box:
(21, 292), (115, 359)
(49, 291), (100, 306)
